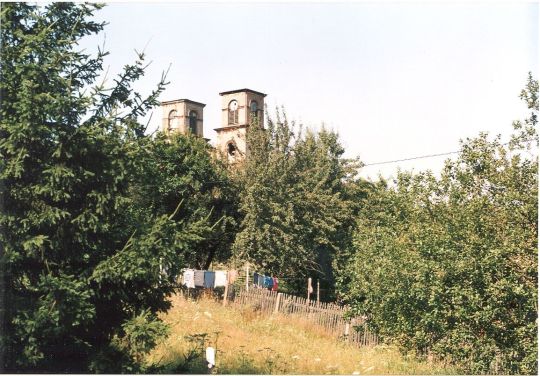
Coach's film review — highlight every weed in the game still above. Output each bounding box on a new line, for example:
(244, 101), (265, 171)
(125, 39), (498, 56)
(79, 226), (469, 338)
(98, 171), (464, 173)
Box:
(147, 294), (459, 374)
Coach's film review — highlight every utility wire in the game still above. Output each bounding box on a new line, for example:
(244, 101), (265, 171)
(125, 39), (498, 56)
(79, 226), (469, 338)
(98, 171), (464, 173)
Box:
(363, 150), (460, 167)
(362, 139), (536, 167)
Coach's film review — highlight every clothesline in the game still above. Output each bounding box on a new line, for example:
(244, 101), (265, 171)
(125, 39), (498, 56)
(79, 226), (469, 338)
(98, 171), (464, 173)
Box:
(180, 267), (330, 293)
(181, 268), (280, 291)
(181, 269), (238, 289)
(252, 272), (279, 291)
(236, 275), (331, 282)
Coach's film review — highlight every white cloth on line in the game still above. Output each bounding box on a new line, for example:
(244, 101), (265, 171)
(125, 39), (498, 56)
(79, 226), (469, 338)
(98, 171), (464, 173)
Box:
(214, 270), (228, 287)
(183, 269), (195, 288)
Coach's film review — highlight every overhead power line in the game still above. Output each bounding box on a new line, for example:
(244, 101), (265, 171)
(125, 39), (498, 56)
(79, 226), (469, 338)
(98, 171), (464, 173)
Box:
(363, 150), (460, 167)
(362, 139), (537, 167)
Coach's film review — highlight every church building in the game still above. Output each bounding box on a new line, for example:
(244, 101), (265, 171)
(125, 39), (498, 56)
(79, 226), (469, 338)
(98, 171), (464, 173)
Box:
(161, 88), (266, 163)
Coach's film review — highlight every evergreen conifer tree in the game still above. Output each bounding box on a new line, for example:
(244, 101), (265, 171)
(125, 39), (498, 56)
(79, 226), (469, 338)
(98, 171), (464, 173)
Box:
(0, 4), (225, 371)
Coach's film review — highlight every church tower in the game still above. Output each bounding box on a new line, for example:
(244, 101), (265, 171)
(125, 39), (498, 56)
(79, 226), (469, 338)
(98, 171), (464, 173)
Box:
(214, 88), (266, 163)
(161, 99), (206, 137)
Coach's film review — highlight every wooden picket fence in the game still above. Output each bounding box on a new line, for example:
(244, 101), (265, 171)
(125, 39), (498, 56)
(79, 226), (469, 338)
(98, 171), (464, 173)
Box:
(231, 286), (379, 347)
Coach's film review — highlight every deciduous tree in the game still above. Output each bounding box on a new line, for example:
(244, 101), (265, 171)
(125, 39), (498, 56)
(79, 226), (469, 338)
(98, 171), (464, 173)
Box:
(338, 75), (538, 374)
(232, 110), (359, 295)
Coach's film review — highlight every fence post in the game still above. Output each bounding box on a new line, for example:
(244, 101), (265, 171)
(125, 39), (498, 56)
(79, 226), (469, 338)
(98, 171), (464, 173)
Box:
(222, 272), (229, 306)
(274, 293), (282, 314)
(245, 265), (249, 292)
(317, 279), (320, 304)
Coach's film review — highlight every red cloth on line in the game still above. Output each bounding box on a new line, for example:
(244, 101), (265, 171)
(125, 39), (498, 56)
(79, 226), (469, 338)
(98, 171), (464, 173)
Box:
(272, 277), (278, 291)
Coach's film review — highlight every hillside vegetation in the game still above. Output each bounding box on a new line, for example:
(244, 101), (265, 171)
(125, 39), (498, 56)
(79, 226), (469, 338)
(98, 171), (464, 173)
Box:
(146, 294), (457, 374)
(2, 3), (536, 373)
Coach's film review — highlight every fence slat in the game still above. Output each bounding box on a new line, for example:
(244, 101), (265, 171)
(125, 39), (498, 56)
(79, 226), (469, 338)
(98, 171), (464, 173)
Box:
(231, 286), (378, 347)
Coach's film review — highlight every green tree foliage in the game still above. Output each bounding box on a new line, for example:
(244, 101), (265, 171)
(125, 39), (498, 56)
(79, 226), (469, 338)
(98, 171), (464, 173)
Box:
(338, 75), (538, 374)
(129, 132), (238, 269)
(0, 3), (226, 372)
(232, 110), (359, 295)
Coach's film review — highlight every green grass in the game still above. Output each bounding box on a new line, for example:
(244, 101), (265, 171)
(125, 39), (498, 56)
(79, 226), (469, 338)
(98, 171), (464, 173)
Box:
(147, 293), (458, 374)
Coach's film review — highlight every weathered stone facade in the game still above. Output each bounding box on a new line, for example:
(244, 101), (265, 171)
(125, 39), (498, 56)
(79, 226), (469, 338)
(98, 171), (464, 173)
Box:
(215, 89), (266, 163)
(161, 99), (205, 137)
(161, 88), (266, 163)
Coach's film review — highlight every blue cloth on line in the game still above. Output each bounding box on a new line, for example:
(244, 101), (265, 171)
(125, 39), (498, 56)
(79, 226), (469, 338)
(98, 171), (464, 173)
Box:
(258, 274), (265, 286)
(263, 275), (273, 289)
(204, 271), (215, 288)
(253, 272), (259, 286)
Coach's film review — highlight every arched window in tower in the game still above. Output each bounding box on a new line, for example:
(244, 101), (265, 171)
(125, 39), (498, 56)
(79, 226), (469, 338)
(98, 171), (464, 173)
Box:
(228, 100), (239, 125)
(250, 100), (258, 113)
(227, 142), (237, 157)
(168, 110), (178, 132)
(188, 110), (198, 134)
(249, 100), (258, 120)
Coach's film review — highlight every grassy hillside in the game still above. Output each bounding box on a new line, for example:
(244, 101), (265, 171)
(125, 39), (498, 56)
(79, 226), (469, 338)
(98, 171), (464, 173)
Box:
(147, 294), (457, 374)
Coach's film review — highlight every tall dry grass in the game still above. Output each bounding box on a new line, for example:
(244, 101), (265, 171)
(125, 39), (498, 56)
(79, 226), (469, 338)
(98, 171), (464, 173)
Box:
(147, 293), (458, 374)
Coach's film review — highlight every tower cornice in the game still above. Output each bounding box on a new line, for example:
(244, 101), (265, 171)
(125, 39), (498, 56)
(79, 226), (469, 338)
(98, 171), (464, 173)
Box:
(219, 88), (267, 97)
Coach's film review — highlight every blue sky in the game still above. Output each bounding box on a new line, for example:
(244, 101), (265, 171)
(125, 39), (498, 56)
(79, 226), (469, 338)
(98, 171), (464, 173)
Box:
(79, 1), (538, 180)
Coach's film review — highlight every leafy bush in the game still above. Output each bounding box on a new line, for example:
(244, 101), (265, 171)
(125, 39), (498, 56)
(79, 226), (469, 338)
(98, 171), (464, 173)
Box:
(338, 76), (538, 374)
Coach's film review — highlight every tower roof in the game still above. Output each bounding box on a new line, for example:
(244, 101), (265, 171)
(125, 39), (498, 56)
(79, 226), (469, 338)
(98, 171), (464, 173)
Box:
(161, 99), (206, 107)
(219, 88), (267, 97)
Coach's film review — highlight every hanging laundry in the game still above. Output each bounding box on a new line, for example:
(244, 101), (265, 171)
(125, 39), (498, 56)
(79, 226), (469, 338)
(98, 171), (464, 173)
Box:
(204, 271), (216, 288)
(228, 269), (238, 284)
(253, 272), (259, 286)
(183, 269), (195, 288)
(257, 274), (265, 287)
(194, 270), (205, 287)
(214, 270), (227, 287)
(263, 275), (273, 289)
(272, 277), (278, 291)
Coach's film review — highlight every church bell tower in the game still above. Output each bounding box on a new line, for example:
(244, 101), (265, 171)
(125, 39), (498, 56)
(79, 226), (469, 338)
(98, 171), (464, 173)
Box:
(214, 88), (266, 163)
(161, 99), (206, 137)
